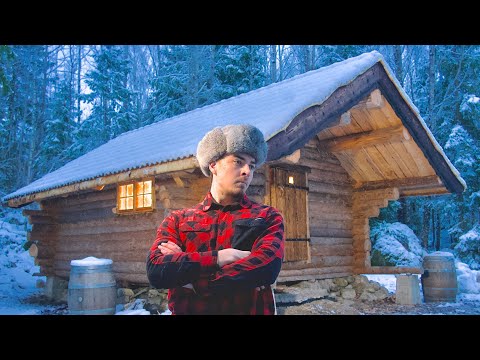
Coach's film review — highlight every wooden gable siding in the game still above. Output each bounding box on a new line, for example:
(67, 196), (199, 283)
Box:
(317, 91), (442, 193)
(266, 62), (464, 194)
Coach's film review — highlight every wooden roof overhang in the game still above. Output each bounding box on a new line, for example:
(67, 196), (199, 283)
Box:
(267, 62), (466, 196)
(6, 157), (199, 208)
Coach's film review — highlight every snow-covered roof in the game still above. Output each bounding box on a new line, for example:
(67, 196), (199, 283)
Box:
(2, 50), (465, 203)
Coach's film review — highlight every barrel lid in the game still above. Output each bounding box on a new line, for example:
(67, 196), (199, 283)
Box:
(424, 251), (455, 258)
(70, 256), (113, 266)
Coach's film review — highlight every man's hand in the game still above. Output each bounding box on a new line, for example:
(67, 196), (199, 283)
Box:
(158, 241), (182, 254)
(159, 242), (265, 291)
(217, 248), (251, 267)
(158, 241), (194, 291)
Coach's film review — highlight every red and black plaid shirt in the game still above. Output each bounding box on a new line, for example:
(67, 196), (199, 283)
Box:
(146, 192), (285, 315)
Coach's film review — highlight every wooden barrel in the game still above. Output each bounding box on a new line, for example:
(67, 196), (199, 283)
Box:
(421, 252), (457, 303)
(68, 257), (117, 315)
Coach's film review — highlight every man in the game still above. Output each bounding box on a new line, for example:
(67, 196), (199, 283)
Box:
(146, 124), (285, 315)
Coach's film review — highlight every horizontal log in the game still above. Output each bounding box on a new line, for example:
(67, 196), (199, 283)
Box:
(53, 198), (117, 214)
(56, 228), (156, 244)
(361, 266), (424, 274)
(26, 215), (56, 225)
(309, 203), (351, 217)
(55, 250), (150, 263)
(351, 221), (369, 232)
(310, 244), (354, 257)
(319, 125), (410, 153)
(34, 244), (54, 258)
(278, 265), (353, 277)
(246, 185), (265, 198)
(23, 209), (53, 217)
(56, 238), (153, 255)
(310, 226), (352, 238)
(277, 272), (352, 283)
(55, 207), (117, 223)
(351, 228), (370, 238)
(35, 258), (53, 267)
(308, 168), (353, 186)
(300, 146), (343, 164)
(56, 240), (152, 256)
(56, 216), (161, 236)
(250, 172), (266, 186)
(158, 184), (199, 200)
(308, 192), (353, 207)
(28, 243), (38, 257)
(42, 188), (116, 209)
(297, 157), (349, 174)
(399, 187), (450, 197)
(356, 175), (441, 192)
(310, 255), (354, 267)
(308, 180), (352, 196)
(53, 259), (148, 275)
(115, 273), (149, 286)
(353, 187), (400, 201)
(309, 211), (352, 222)
(352, 200), (388, 212)
(310, 236), (353, 245)
(352, 240), (371, 251)
(308, 218), (352, 231)
(55, 271), (151, 290)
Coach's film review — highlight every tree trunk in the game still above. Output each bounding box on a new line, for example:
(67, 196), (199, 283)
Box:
(435, 210), (441, 250)
(187, 45), (200, 111)
(397, 198), (407, 224)
(269, 45), (277, 84)
(394, 45), (403, 86)
(421, 202), (431, 250)
(428, 45), (436, 131)
(77, 45), (82, 124)
(431, 207), (436, 251)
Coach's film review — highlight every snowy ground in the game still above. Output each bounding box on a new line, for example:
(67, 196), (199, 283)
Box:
(1, 209), (479, 315)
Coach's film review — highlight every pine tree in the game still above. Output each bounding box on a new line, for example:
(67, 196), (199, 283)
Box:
(78, 45), (135, 155)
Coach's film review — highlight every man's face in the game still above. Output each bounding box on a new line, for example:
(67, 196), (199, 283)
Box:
(210, 152), (256, 199)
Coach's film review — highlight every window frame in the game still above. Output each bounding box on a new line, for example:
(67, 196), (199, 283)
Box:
(116, 177), (156, 214)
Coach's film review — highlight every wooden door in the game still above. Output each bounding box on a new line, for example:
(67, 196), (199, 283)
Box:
(269, 167), (310, 262)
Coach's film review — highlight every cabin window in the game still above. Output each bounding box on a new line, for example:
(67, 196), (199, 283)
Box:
(117, 178), (155, 213)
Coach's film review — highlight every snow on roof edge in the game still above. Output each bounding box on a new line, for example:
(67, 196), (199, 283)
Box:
(2, 154), (195, 202)
(265, 51), (385, 140)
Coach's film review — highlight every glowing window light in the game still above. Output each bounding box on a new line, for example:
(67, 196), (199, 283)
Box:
(119, 179), (154, 211)
(288, 176), (294, 185)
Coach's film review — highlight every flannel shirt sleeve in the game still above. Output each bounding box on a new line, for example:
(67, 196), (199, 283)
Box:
(146, 212), (219, 289)
(192, 208), (285, 295)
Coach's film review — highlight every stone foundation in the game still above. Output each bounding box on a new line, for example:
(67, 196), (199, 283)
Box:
(274, 275), (390, 306)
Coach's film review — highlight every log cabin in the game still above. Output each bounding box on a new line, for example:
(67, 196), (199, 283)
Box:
(2, 51), (466, 291)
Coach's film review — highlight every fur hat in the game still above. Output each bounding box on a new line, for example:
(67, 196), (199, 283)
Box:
(196, 124), (268, 177)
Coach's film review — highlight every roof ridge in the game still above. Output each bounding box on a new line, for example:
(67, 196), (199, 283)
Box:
(114, 51), (383, 140)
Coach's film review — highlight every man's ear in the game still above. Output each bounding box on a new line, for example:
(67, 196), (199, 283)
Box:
(209, 161), (217, 176)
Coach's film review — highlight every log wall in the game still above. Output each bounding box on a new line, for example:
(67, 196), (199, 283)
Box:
(26, 172), (211, 287)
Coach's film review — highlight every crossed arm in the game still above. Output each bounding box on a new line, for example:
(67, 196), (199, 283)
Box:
(146, 209), (284, 295)
(158, 241), (266, 291)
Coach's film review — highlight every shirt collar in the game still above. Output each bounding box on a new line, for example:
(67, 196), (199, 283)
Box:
(201, 192), (252, 211)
